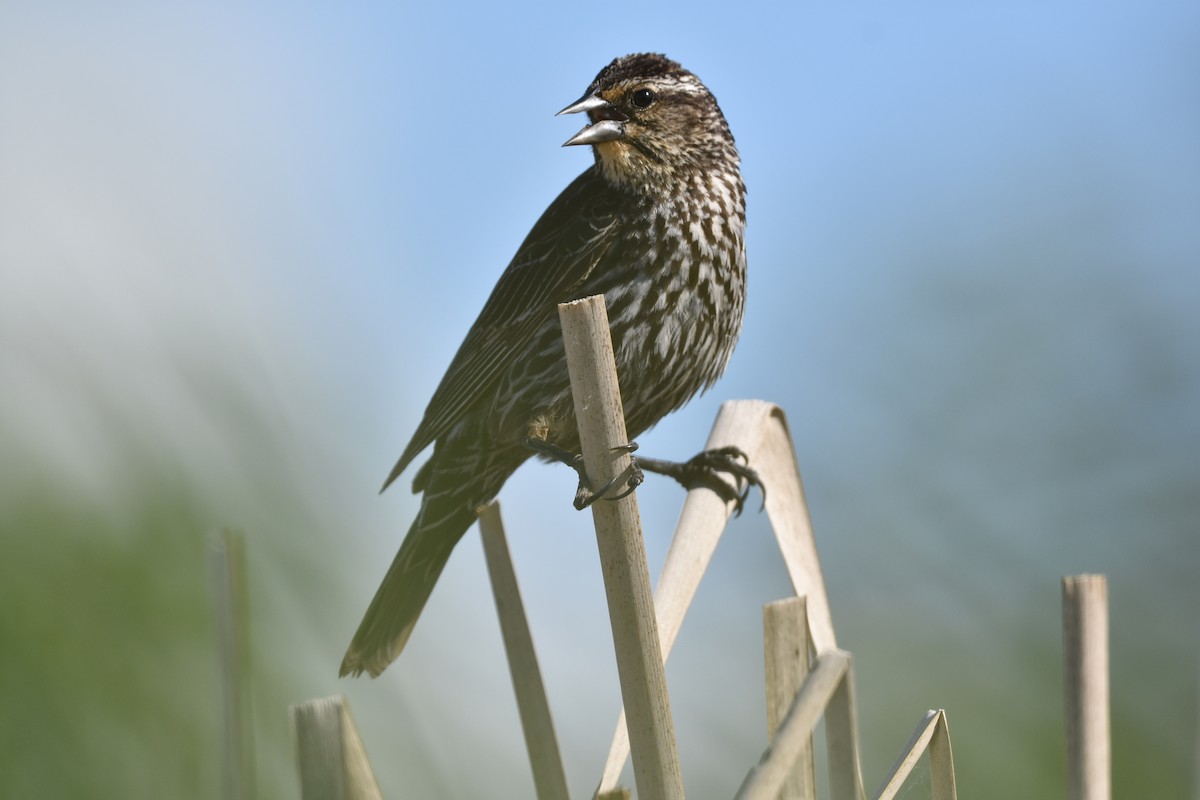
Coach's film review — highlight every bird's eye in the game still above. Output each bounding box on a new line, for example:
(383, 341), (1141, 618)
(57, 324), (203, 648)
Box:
(631, 88), (656, 110)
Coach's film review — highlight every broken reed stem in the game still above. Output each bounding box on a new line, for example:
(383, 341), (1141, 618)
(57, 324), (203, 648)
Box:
(478, 501), (570, 800)
(598, 400), (839, 793)
(735, 650), (853, 800)
(763, 597), (816, 800)
(1063, 574), (1110, 800)
(558, 295), (684, 800)
(874, 710), (958, 800)
(290, 696), (382, 800)
(210, 529), (256, 800)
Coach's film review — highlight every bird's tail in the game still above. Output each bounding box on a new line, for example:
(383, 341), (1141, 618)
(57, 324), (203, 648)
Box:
(339, 496), (476, 678)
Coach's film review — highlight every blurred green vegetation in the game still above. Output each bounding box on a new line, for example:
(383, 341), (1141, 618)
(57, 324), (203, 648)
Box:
(0, 478), (295, 798)
(2, 483), (218, 796)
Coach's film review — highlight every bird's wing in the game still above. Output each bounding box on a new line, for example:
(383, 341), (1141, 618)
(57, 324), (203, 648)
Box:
(383, 167), (625, 490)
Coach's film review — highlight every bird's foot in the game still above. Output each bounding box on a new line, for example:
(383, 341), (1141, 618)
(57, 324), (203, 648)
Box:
(637, 445), (765, 515)
(525, 439), (644, 510)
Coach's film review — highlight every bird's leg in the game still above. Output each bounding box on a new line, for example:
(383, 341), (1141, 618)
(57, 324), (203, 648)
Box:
(636, 445), (765, 516)
(524, 439), (644, 510)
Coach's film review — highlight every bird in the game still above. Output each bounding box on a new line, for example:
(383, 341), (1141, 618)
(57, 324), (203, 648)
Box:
(340, 53), (750, 678)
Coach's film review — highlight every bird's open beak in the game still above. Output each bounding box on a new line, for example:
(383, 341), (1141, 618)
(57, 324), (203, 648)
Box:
(557, 92), (627, 147)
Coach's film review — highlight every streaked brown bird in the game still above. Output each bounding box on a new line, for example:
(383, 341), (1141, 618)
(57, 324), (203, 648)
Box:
(341, 53), (749, 678)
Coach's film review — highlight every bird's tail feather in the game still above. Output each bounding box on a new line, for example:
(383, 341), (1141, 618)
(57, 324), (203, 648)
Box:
(339, 498), (475, 678)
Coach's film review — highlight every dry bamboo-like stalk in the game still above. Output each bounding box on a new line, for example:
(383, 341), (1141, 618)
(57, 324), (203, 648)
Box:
(874, 710), (958, 800)
(598, 400), (837, 793)
(477, 501), (571, 800)
(754, 403), (837, 655)
(763, 597), (816, 800)
(825, 651), (865, 800)
(734, 650), (853, 800)
(595, 789), (632, 800)
(1063, 574), (1110, 800)
(928, 710), (958, 800)
(290, 696), (382, 800)
(558, 296), (684, 800)
(211, 529), (256, 800)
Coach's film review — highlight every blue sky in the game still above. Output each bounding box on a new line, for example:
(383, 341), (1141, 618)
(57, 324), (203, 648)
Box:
(2, 1), (1197, 796)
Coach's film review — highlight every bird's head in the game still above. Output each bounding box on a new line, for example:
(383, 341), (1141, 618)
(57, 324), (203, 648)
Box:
(558, 53), (737, 188)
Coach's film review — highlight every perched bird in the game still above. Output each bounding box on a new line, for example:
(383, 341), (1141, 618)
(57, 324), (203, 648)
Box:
(341, 53), (749, 678)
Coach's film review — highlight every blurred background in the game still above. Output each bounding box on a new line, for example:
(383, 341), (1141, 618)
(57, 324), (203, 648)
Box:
(1, 1), (1196, 797)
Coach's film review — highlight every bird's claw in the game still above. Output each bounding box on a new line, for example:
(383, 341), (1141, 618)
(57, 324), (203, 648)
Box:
(573, 458), (644, 510)
(638, 445), (765, 516)
(572, 442), (643, 510)
(528, 437), (763, 514)
(526, 437), (644, 510)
